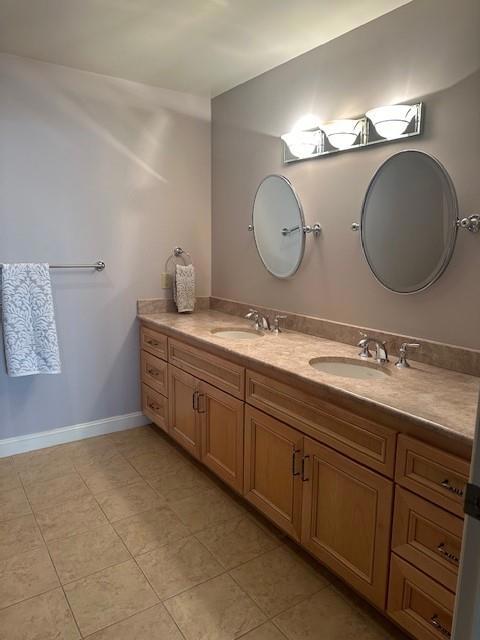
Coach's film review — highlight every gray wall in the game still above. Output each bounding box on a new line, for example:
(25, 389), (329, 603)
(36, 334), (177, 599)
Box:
(212, 0), (480, 349)
(0, 55), (211, 439)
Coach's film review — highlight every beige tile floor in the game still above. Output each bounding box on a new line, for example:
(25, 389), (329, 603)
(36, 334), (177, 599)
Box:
(0, 425), (408, 640)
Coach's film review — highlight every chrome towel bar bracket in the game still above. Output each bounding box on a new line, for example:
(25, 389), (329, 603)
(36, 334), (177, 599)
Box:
(248, 224), (321, 236)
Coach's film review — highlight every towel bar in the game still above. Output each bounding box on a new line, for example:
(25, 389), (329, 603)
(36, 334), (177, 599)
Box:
(0, 261), (106, 271)
(165, 247), (191, 272)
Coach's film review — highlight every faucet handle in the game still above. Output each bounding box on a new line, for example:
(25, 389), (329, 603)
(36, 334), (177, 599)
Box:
(395, 342), (420, 368)
(357, 332), (372, 358)
(272, 315), (287, 334)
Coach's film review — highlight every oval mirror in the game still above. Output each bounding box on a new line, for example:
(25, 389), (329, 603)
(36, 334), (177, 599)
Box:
(252, 175), (305, 278)
(360, 150), (458, 293)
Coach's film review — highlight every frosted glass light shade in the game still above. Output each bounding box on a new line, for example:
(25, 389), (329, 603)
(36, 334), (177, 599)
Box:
(321, 119), (364, 150)
(366, 104), (418, 139)
(281, 130), (321, 159)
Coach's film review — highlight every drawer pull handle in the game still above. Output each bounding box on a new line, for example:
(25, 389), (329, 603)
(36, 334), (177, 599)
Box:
(301, 455), (310, 482)
(146, 339), (160, 347)
(437, 543), (459, 565)
(197, 393), (206, 414)
(430, 615), (451, 638)
(147, 368), (160, 377)
(291, 448), (301, 476)
(148, 402), (161, 412)
(192, 391), (199, 411)
(441, 479), (464, 497)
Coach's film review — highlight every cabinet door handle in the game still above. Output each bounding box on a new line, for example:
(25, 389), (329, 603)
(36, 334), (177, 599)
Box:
(441, 479), (464, 497)
(430, 615), (451, 637)
(436, 543), (459, 565)
(147, 367), (160, 377)
(301, 455), (310, 482)
(291, 448), (301, 476)
(192, 391), (199, 411)
(197, 393), (206, 414)
(146, 339), (160, 347)
(148, 401), (161, 412)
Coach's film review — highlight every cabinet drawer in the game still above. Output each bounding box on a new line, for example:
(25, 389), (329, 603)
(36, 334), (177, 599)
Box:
(169, 338), (245, 399)
(388, 555), (455, 640)
(392, 487), (462, 593)
(141, 383), (168, 433)
(246, 370), (396, 477)
(141, 351), (168, 396)
(396, 435), (469, 517)
(140, 326), (168, 360)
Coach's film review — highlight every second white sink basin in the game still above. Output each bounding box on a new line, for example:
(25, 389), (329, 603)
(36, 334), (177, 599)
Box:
(309, 357), (390, 380)
(211, 328), (264, 340)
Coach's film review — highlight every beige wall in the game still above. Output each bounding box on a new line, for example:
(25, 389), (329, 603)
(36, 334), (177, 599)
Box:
(0, 54), (211, 438)
(212, 0), (480, 349)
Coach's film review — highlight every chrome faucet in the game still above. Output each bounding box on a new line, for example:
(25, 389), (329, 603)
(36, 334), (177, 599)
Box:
(395, 342), (420, 368)
(245, 309), (270, 331)
(272, 315), (287, 335)
(357, 332), (389, 364)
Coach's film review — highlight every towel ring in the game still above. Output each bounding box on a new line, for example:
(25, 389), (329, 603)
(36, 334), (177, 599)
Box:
(164, 247), (192, 273)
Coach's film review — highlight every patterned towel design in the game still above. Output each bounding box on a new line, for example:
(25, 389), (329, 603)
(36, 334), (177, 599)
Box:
(173, 263), (195, 313)
(1, 263), (61, 376)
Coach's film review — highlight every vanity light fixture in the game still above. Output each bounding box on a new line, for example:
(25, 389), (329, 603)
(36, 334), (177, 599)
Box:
(281, 129), (322, 160)
(321, 118), (366, 150)
(366, 104), (420, 139)
(281, 102), (423, 163)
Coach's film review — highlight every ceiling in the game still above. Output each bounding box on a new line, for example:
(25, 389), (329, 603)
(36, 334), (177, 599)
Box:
(0, 0), (412, 97)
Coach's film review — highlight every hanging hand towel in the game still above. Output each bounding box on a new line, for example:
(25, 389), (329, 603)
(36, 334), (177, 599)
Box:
(173, 263), (195, 313)
(1, 263), (61, 376)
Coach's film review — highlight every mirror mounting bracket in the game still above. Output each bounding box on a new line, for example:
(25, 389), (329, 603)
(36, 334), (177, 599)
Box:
(458, 215), (480, 233)
(303, 223), (322, 236)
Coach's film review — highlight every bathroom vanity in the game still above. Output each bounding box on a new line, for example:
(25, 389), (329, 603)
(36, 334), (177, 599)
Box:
(138, 309), (477, 640)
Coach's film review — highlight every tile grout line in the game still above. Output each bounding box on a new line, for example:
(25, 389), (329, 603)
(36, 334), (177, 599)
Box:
(75, 429), (188, 638)
(226, 544), (331, 622)
(10, 440), (147, 638)
(131, 571), (188, 639)
(16, 465), (84, 639)
(129, 539), (189, 640)
(80, 602), (164, 639)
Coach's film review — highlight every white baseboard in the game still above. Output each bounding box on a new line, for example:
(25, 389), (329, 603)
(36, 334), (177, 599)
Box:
(0, 412), (150, 458)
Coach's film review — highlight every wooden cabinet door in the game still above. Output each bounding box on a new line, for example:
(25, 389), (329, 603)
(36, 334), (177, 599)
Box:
(301, 437), (393, 609)
(244, 406), (303, 540)
(168, 365), (200, 459)
(199, 381), (244, 493)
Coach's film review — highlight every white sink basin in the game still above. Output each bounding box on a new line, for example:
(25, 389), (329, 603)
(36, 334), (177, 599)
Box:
(211, 328), (264, 340)
(309, 357), (390, 380)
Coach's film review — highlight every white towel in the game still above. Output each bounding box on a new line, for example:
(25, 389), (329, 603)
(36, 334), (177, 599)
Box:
(173, 264), (195, 313)
(1, 263), (61, 377)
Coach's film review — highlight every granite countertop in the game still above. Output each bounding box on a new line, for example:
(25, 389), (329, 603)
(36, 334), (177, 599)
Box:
(138, 310), (480, 448)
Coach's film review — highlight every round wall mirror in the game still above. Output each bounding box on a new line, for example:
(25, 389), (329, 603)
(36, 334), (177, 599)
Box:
(252, 175), (305, 278)
(360, 150), (458, 294)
